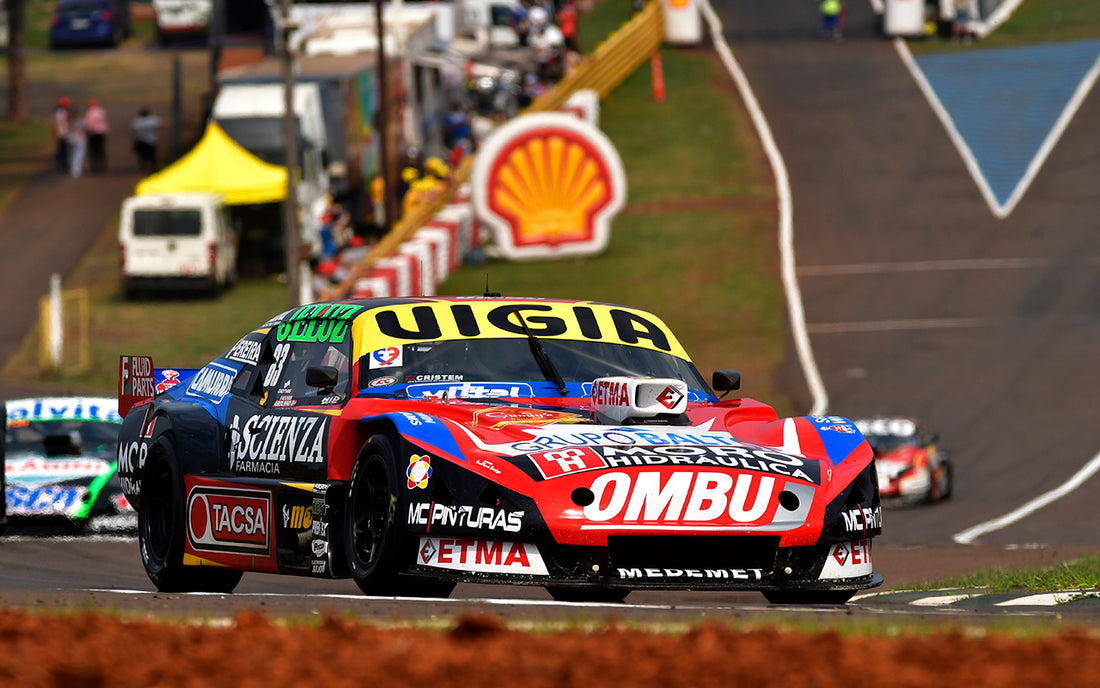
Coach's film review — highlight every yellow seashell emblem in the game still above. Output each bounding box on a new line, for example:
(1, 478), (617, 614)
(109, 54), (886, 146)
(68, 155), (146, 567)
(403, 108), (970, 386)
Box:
(488, 131), (612, 247)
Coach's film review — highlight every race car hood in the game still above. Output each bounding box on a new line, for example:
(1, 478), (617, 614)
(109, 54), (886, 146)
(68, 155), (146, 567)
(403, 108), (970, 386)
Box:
(359, 394), (873, 547)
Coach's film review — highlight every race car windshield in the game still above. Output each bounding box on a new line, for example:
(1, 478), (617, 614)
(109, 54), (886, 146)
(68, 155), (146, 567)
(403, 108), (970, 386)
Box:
(361, 338), (710, 393)
(5, 419), (121, 459)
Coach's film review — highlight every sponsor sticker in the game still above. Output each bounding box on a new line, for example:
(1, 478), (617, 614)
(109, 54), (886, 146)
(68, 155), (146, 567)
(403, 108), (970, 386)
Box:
(417, 538), (548, 575)
(656, 386), (684, 410)
(366, 301), (689, 359)
(408, 502), (523, 533)
(841, 506), (882, 534)
(406, 374), (464, 383)
(186, 362), (238, 403)
(407, 455), (432, 489)
(156, 369), (182, 393)
(225, 337), (263, 365)
(474, 407), (581, 429)
(5, 457), (111, 486)
(582, 471), (781, 528)
(276, 319), (351, 343)
(818, 539), (873, 580)
(616, 567), (765, 580)
(369, 346), (404, 369)
(118, 356), (155, 415)
(282, 504), (313, 530)
(186, 485), (271, 555)
(368, 376), (399, 387)
(591, 379), (630, 406)
(407, 382), (534, 400)
(529, 447), (606, 479)
(3, 396), (122, 424)
(227, 413), (328, 476)
(5, 485), (87, 516)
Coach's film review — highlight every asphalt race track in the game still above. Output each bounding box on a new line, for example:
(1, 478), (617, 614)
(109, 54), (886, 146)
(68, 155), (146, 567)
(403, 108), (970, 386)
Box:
(715, 0), (1100, 550)
(1, 0), (1098, 621)
(2, 536), (1098, 621)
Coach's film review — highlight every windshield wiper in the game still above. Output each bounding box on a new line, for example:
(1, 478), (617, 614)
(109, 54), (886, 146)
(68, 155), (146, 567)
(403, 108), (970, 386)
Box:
(513, 311), (569, 396)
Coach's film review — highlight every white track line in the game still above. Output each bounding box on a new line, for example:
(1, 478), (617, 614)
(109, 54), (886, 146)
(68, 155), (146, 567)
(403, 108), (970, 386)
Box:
(798, 257), (1053, 276)
(896, 37), (1100, 219)
(808, 317), (997, 334)
(995, 591), (1098, 607)
(697, 0), (828, 416)
(910, 593), (975, 607)
(894, 38), (1006, 218)
(953, 450), (1100, 544)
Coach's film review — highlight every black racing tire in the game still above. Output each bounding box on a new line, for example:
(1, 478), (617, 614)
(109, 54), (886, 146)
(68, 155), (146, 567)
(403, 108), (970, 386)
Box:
(345, 437), (455, 598)
(545, 586), (630, 603)
(138, 435), (243, 593)
(941, 461), (954, 500)
(762, 589), (854, 605)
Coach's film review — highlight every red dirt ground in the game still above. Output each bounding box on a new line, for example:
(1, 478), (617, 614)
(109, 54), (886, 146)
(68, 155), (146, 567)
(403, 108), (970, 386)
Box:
(0, 609), (1097, 688)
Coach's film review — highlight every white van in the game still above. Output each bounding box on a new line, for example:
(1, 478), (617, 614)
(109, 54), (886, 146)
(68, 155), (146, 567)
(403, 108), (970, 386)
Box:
(118, 193), (237, 298)
(152, 0), (212, 45)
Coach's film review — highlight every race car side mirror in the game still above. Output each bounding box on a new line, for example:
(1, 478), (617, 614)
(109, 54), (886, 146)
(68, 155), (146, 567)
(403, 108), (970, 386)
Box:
(306, 365), (340, 391)
(712, 369), (741, 396)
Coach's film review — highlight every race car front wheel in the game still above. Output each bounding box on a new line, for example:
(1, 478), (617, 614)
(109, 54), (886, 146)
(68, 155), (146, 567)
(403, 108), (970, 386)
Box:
(138, 435), (242, 593)
(345, 437), (454, 598)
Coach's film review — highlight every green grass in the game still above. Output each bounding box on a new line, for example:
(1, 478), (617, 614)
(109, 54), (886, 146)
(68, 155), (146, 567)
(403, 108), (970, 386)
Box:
(577, 0), (637, 53)
(905, 553), (1100, 595)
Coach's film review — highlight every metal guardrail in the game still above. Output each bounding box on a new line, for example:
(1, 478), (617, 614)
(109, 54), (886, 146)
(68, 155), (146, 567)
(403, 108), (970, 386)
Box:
(333, 2), (665, 298)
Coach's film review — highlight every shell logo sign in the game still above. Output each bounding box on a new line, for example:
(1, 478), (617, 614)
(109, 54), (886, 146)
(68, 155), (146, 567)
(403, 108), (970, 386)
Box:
(472, 113), (626, 261)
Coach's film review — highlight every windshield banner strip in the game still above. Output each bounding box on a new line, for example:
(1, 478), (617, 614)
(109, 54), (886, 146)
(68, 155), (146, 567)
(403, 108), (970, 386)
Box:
(353, 301), (691, 360)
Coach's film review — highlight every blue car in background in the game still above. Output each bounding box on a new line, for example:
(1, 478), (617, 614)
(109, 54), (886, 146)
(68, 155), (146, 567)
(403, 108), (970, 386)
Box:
(3, 397), (134, 534)
(49, 0), (131, 49)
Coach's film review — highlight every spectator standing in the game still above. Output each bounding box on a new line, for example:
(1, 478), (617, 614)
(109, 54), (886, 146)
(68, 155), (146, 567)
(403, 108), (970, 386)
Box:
(557, 0), (578, 53)
(820, 0), (843, 39)
(370, 175), (386, 232)
(424, 157), (452, 187)
(528, 2), (550, 32)
(68, 108), (87, 177)
(512, 1), (530, 46)
(131, 107), (161, 174)
(398, 166), (419, 206)
(952, 0), (975, 42)
(443, 101), (471, 151)
(53, 97), (72, 174)
(83, 99), (109, 173)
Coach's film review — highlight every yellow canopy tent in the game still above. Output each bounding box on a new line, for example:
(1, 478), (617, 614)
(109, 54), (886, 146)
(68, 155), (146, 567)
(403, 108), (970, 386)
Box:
(135, 122), (288, 205)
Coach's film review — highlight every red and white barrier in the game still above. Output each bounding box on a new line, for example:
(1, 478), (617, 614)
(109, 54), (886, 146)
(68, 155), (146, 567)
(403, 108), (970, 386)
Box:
(350, 276), (392, 298)
(398, 240), (436, 297)
(340, 185), (484, 301)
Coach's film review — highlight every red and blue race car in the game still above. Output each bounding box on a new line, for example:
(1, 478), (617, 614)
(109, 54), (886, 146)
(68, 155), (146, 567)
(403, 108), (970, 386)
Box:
(116, 297), (882, 603)
(854, 416), (953, 505)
